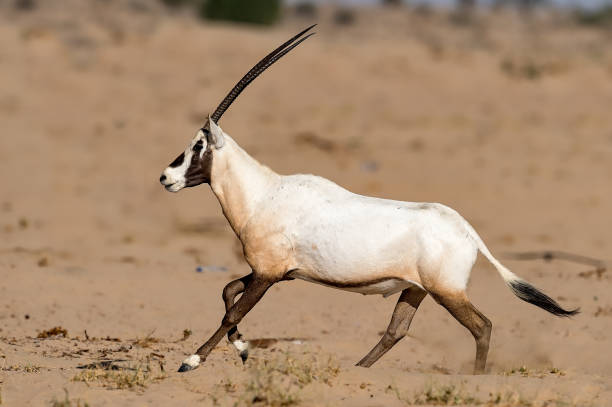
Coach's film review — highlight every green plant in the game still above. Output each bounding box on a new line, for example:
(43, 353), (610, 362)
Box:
(160, 0), (189, 6)
(294, 2), (317, 18)
(200, 0), (281, 26)
(575, 6), (612, 27)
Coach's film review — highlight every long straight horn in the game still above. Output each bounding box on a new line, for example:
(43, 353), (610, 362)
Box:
(209, 24), (316, 125)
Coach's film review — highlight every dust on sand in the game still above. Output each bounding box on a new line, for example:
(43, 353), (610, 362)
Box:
(1, 2), (611, 406)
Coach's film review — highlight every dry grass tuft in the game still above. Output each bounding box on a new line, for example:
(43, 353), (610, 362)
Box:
(294, 132), (338, 153)
(210, 350), (339, 406)
(180, 329), (192, 341)
(412, 383), (480, 406)
(37, 327), (68, 339)
(388, 382), (479, 405)
(50, 390), (90, 407)
(388, 381), (584, 407)
(72, 360), (166, 390)
(131, 330), (160, 348)
(503, 366), (567, 378)
(487, 391), (590, 407)
(2, 363), (42, 373)
(499, 57), (569, 80)
(253, 351), (339, 387)
(243, 351), (339, 406)
(594, 306), (612, 317)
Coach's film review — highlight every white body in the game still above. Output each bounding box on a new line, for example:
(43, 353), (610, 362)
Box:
(161, 123), (514, 298)
(257, 175), (477, 296)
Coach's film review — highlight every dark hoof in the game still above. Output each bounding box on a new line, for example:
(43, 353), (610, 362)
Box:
(178, 363), (195, 372)
(239, 350), (249, 364)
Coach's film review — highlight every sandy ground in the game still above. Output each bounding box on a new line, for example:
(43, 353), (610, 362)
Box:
(1, 2), (612, 406)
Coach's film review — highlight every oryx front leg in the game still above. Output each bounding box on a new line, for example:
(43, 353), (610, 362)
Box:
(356, 286), (426, 368)
(223, 274), (253, 363)
(178, 276), (275, 372)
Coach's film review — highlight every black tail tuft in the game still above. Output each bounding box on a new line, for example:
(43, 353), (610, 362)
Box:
(509, 280), (579, 317)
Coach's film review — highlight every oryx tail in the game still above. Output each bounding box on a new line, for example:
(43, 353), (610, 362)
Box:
(465, 223), (580, 317)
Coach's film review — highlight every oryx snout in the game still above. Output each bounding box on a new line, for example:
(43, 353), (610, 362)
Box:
(160, 128), (216, 193)
(160, 151), (188, 193)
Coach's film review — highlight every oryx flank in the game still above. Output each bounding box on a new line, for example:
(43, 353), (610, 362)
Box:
(159, 25), (578, 374)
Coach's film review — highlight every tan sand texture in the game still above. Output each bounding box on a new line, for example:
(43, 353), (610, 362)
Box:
(0, 1), (611, 405)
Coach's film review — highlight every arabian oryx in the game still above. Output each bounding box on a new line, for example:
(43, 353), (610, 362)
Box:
(159, 25), (578, 374)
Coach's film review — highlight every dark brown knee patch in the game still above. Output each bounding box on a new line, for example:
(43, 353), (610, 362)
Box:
(223, 281), (243, 302)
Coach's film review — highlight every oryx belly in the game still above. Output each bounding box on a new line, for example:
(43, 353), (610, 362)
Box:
(286, 271), (418, 296)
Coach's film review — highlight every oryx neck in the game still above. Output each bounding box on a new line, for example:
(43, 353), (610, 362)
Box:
(210, 135), (279, 236)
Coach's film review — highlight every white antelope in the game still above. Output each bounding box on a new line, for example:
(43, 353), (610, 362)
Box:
(159, 25), (578, 374)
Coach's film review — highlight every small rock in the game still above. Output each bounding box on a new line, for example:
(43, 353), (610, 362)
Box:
(360, 160), (379, 173)
(196, 265), (228, 273)
(18, 217), (28, 229)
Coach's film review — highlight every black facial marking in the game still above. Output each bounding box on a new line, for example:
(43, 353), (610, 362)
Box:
(193, 139), (203, 152)
(184, 143), (213, 188)
(169, 152), (185, 168)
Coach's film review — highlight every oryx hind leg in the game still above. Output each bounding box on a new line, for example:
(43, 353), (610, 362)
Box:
(223, 274), (253, 363)
(356, 285), (426, 367)
(431, 291), (492, 374)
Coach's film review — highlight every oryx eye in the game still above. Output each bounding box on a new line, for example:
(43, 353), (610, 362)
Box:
(193, 140), (203, 152)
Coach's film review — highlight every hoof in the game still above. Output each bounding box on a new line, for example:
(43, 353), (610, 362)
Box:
(239, 350), (249, 364)
(178, 363), (194, 372)
(178, 354), (201, 372)
(233, 339), (249, 364)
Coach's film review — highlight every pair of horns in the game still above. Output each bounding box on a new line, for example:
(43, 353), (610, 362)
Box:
(209, 24), (316, 125)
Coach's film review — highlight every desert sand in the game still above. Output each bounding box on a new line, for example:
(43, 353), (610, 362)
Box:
(0, 1), (611, 406)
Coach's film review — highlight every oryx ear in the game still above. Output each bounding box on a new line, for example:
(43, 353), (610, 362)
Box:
(207, 115), (225, 149)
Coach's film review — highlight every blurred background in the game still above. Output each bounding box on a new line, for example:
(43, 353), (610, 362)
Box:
(0, 0), (611, 405)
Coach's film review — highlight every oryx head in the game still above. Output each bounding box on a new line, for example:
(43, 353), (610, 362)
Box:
(160, 25), (316, 193)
